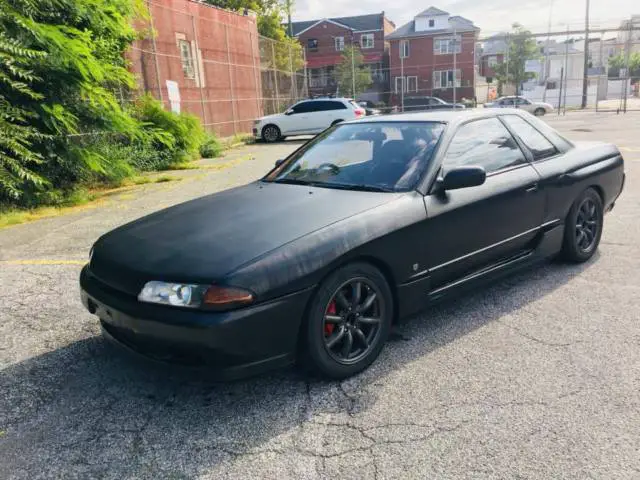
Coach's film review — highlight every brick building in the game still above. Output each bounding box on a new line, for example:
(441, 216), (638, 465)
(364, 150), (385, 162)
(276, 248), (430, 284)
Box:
(479, 33), (507, 80)
(130, 0), (262, 136)
(387, 7), (479, 104)
(289, 13), (396, 102)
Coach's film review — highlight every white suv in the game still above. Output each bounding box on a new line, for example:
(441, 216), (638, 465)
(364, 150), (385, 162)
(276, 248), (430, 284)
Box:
(254, 98), (365, 143)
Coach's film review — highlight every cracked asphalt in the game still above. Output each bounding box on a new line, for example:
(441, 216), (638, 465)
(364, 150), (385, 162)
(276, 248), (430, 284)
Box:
(1, 112), (640, 479)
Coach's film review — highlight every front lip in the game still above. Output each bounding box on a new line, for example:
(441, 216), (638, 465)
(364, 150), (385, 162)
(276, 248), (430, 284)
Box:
(80, 265), (314, 379)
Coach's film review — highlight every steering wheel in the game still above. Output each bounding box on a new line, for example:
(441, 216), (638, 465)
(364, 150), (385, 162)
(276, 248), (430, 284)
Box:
(316, 163), (340, 175)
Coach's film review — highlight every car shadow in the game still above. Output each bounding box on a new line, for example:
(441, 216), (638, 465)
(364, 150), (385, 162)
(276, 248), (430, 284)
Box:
(0, 257), (598, 478)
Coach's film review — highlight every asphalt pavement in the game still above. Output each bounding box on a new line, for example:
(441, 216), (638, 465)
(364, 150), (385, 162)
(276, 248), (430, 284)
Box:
(1, 112), (640, 479)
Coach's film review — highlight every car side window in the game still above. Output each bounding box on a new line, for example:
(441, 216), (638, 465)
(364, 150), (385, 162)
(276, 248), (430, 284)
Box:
(501, 115), (557, 160)
(515, 98), (530, 105)
(443, 118), (526, 174)
(291, 102), (312, 114)
(328, 101), (348, 110)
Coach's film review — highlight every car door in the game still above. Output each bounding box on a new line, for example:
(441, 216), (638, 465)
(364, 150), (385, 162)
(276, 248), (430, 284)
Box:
(515, 97), (534, 113)
(281, 101), (313, 134)
(423, 117), (545, 289)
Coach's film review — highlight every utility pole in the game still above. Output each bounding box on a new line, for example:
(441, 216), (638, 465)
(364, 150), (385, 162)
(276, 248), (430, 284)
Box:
(350, 35), (357, 99)
(286, 0), (293, 38)
(581, 0), (590, 108)
(400, 41), (405, 112)
(453, 29), (457, 105)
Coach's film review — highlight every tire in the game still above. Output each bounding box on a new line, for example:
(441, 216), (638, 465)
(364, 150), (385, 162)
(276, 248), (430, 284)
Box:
(561, 188), (604, 263)
(301, 262), (393, 379)
(534, 108), (546, 116)
(262, 124), (281, 143)
(331, 119), (344, 126)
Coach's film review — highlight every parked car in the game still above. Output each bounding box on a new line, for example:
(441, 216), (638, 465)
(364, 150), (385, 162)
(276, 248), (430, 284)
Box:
(253, 98), (365, 142)
(357, 101), (382, 116)
(403, 96), (466, 112)
(484, 96), (554, 116)
(81, 109), (624, 380)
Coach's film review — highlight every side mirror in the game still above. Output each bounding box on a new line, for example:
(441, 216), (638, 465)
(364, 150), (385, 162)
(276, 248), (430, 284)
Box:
(440, 166), (486, 191)
(275, 159), (285, 167)
(285, 109), (294, 116)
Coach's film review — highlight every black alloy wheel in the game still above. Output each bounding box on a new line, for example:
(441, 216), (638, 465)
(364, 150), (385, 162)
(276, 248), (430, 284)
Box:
(562, 187), (603, 262)
(575, 198), (599, 253)
(322, 278), (382, 365)
(302, 263), (393, 379)
(262, 124), (281, 143)
(534, 107), (546, 116)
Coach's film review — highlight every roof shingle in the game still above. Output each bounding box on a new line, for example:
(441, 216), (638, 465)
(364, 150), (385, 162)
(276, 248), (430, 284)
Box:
(289, 13), (385, 37)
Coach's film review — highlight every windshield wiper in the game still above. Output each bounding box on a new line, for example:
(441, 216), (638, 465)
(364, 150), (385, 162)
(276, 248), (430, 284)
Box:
(271, 178), (313, 186)
(321, 183), (396, 193)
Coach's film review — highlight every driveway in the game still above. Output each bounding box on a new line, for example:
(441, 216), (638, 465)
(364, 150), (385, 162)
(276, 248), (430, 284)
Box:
(1, 114), (640, 479)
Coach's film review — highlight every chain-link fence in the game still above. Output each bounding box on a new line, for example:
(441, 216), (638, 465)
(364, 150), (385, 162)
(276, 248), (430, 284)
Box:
(131, 3), (640, 137)
(130, 0), (307, 137)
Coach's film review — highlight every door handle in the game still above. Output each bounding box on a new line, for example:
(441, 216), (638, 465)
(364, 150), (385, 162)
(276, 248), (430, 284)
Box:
(525, 183), (539, 193)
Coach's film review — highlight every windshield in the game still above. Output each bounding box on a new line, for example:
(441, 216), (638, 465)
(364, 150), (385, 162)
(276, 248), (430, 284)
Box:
(263, 122), (445, 192)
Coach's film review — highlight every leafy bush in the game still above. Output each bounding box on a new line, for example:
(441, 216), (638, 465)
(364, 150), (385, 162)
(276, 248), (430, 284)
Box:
(132, 94), (205, 167)
(200, 133), (223, 158)
(0, 0), (144, 206)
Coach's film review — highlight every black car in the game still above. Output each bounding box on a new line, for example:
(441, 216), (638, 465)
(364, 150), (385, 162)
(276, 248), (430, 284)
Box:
(81, 109), (625, 379)
(403, 96), (466, 112)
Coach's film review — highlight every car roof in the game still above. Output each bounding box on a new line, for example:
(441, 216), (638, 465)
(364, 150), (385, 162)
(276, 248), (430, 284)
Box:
(299, 98), (350, 102)
(347, 108), (527, 126)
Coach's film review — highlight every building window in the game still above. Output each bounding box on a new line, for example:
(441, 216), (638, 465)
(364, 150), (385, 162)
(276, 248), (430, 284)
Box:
(394, 76), (418, 94)
(434, 36), (462, 55)
(361, 33), (374, 49)
(334, 36), (344, 51)
(429, 19), (435, 27)
(400, 40), (410, 58)
(488, 55), (498, 68)
(308, 38), (318, 51)
(433, 70), (462, 88)
(178, 39), (195, 79)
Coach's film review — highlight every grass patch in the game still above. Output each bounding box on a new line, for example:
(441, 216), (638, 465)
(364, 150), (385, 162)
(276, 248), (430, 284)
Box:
(221, 133), (255, 150)
(158, 162), (199, 171)
(123, 175), (180, 186)
(0, 199), (104, 229)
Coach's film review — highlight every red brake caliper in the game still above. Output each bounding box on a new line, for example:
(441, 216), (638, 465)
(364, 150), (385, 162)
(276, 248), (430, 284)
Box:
(324, 300), (336, 336)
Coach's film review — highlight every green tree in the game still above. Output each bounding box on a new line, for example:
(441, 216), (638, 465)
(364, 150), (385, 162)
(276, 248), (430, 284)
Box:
(493, 23), (539, 96)
(335, 46), (373, 99)
(0, 0), (145, 204)
(608, 51), (640, 78)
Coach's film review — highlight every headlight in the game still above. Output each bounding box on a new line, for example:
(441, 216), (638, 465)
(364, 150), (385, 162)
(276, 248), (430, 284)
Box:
(138, 281), (253, 310)
(254, 119), (261, 125)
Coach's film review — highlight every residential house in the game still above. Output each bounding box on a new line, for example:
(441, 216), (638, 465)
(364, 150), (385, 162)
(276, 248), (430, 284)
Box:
(617, 15), (640, 50)
(479, 33), (507, 80)
(587, 37), (620, 73)
(289, 13), (396, 101)
(386, 7), (479, 104)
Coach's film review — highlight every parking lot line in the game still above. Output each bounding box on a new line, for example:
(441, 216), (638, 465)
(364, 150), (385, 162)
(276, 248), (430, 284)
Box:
(1, 259), (86, 265)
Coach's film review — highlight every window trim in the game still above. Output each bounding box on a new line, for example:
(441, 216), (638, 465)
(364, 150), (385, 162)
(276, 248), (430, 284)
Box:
(438, 117), (528, 178)
(335, 36), (344, 51)
(498, 114), (560, 162)
(361, 33), (375, 49)
(307, 38), (318, 51)
(400, 40), (410, 58)
(434, 36), (462, 55)
(177, 38), (195, 80)
(433, 69), (462, 89)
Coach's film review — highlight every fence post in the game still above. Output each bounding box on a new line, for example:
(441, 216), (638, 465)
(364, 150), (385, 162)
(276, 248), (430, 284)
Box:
(288, 43), (297, 103)
(272, 41), (280, 113)
(191, 14), (207, 127)
(146, 0), (163, 104)
(224, 24), (237, 135)
(250, 31), (261, 118)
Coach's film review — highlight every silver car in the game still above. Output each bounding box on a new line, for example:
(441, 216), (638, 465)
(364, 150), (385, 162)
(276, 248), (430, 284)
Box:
(484, 96), (554, 116)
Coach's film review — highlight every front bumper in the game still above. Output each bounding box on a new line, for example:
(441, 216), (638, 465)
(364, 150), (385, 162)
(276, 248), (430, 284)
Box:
(80, 265), (313, 379)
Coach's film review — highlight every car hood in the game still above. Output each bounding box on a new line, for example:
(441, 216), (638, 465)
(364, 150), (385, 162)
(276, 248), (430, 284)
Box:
(257, 113), (283, 122)
(90, 182), (400, 295)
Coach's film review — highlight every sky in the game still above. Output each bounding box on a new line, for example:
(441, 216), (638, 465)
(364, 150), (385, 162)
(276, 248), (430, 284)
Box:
(292, 0), (637, 37)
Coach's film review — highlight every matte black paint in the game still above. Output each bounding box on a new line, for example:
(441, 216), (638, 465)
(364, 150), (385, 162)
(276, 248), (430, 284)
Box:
(81, 109), (625, 377)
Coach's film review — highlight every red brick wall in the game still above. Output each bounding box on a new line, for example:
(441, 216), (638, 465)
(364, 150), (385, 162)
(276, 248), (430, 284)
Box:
(388, 31), (477, 103)
(480, 53), (504, 78)
(130, 0), (262, 137)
